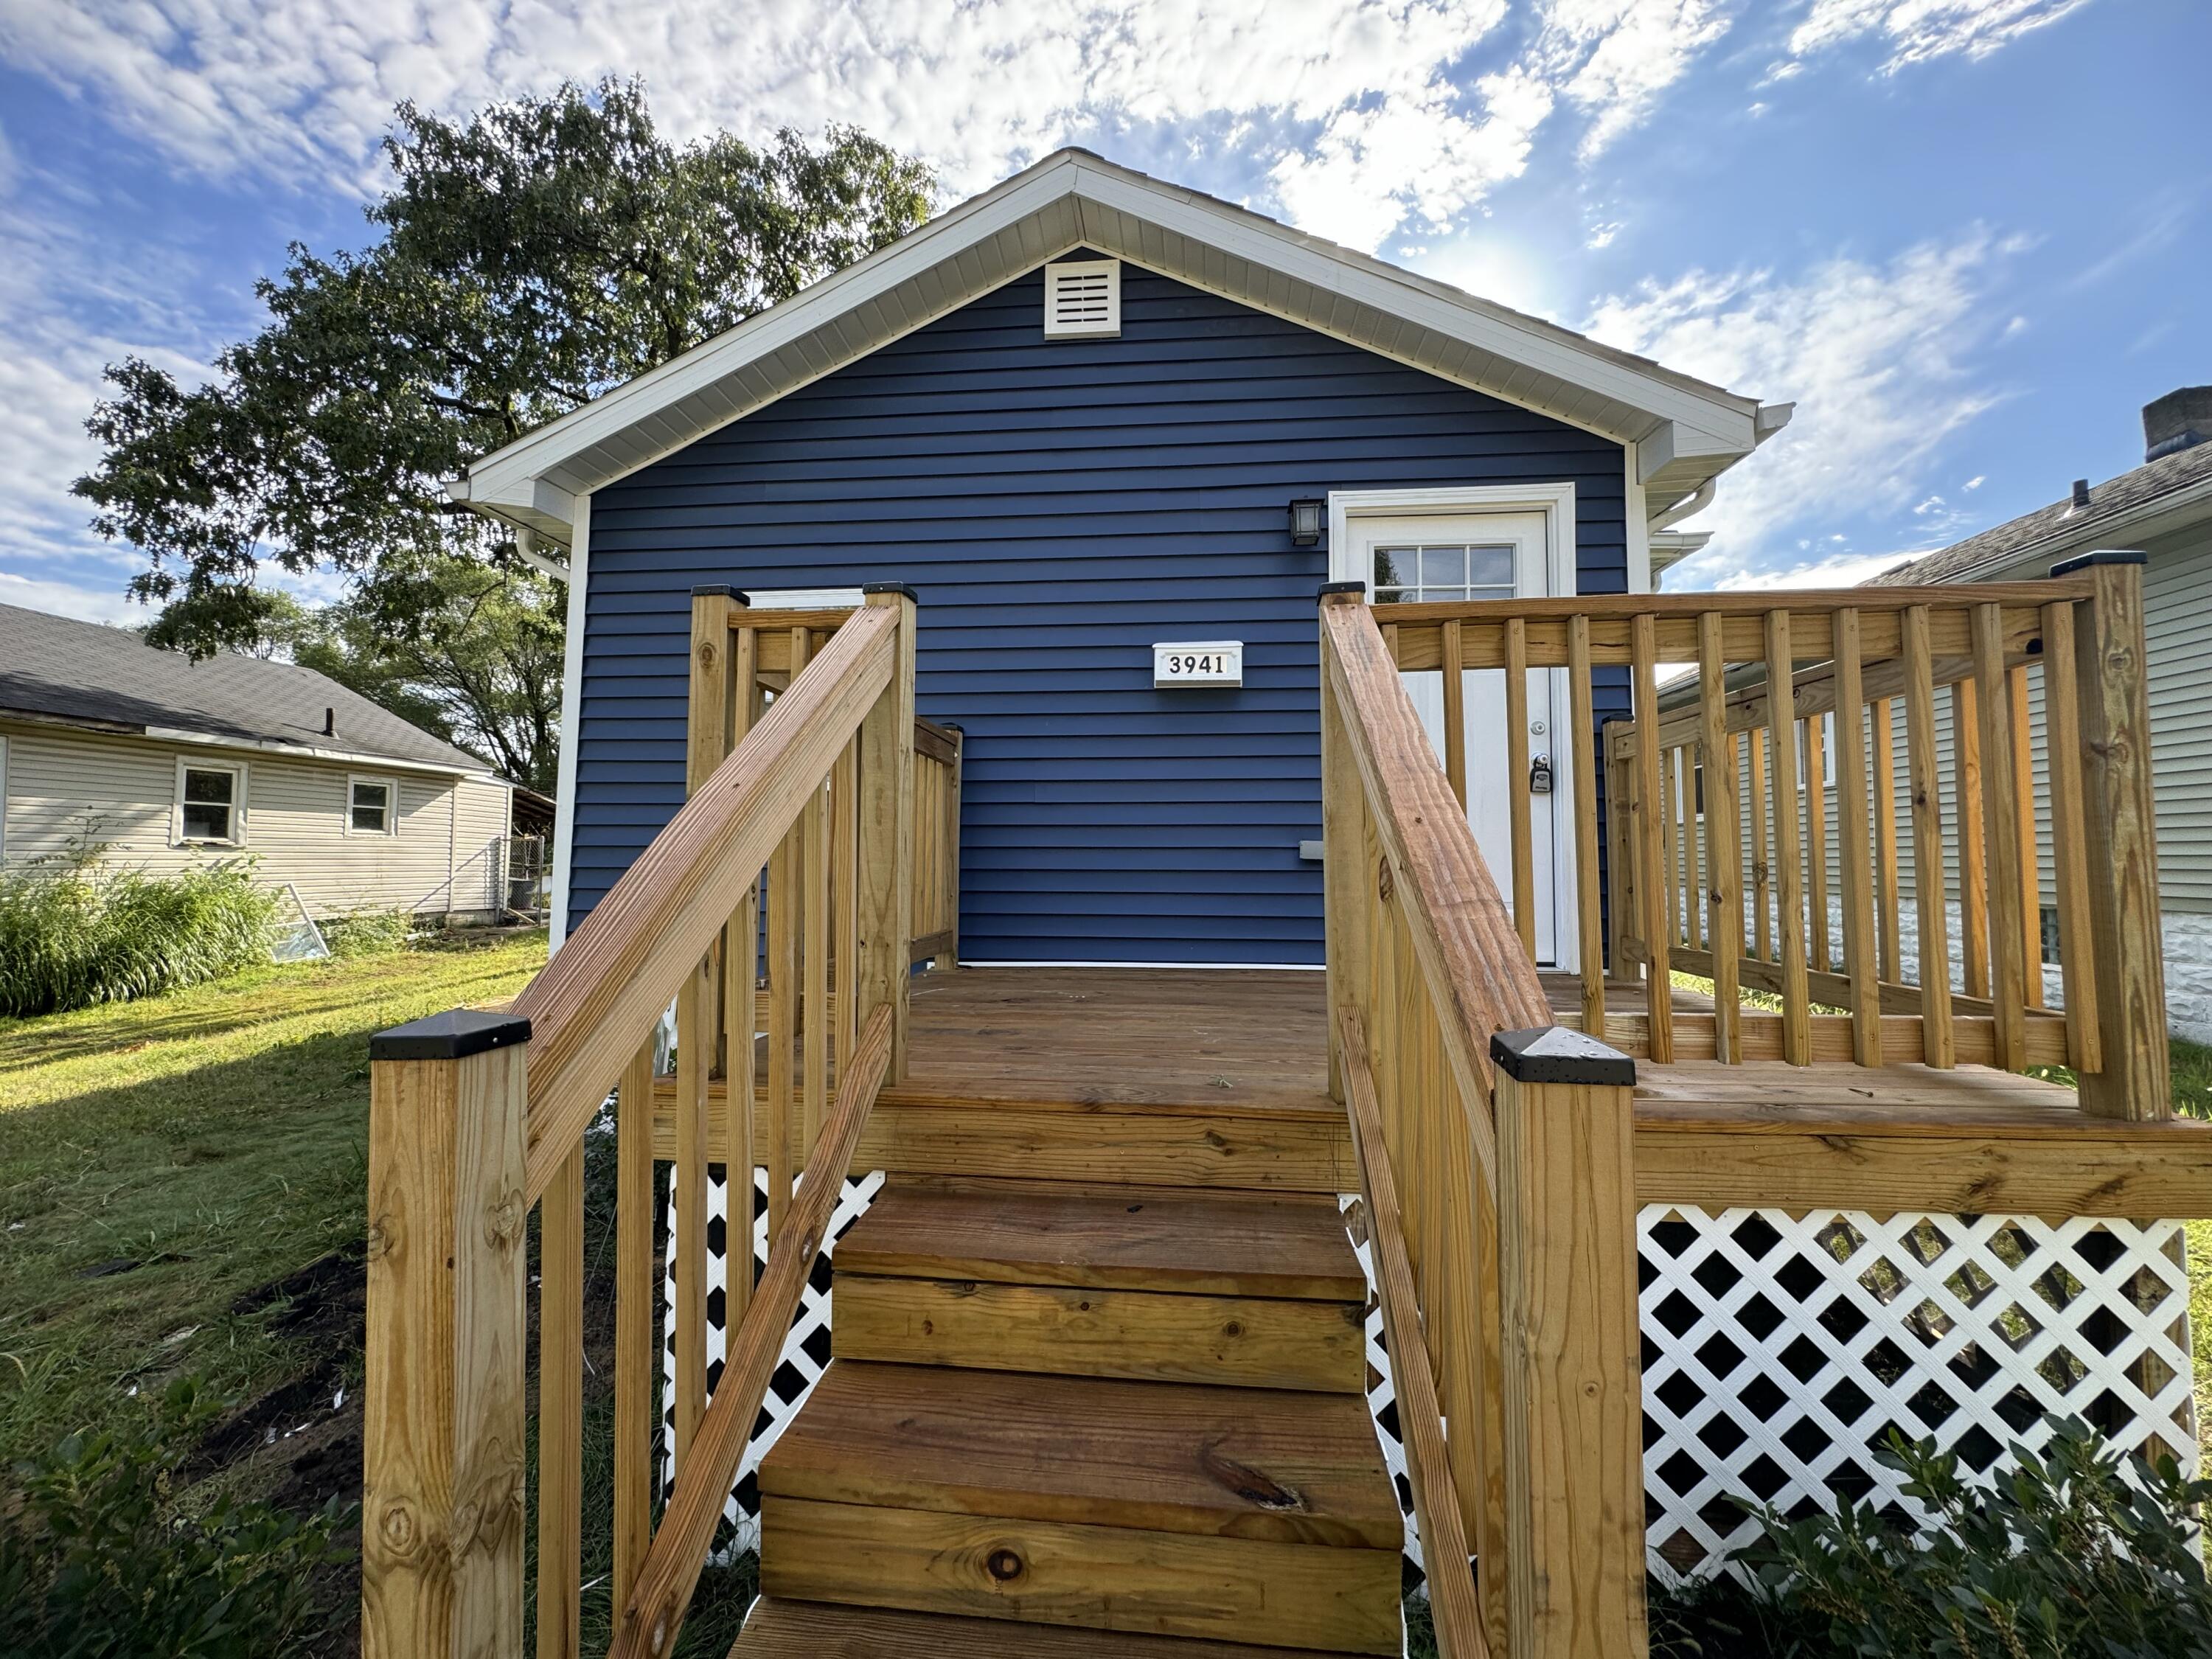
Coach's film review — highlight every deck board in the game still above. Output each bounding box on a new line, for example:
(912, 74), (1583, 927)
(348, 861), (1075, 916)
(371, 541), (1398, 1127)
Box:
(681, 966), (2212, 1216)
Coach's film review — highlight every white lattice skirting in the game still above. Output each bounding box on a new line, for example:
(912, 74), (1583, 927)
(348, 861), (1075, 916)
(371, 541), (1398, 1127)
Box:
(664, 1183), (2198, 1577)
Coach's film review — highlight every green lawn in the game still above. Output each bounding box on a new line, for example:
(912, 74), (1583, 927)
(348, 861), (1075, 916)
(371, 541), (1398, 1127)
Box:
(0, 932), (546, 1480)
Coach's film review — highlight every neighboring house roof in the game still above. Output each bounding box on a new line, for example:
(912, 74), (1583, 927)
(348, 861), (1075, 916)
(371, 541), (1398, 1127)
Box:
(453, 147), (1792, 549)
(1871, 439), (2212, 587)
(0, 602), (496, 777)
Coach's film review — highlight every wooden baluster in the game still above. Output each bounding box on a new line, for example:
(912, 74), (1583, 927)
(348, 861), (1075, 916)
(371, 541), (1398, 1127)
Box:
(1953, 672), (1991, 1000)
(1747, 726), (1772, 963)
(943, 726), (964, 967)
(766, 627), (809, 1241)
(1506, 617), (1536, 959)
(834, 739), (860, 1085)
(1606, 742), (1635, 984)
(1764, 611), (1812, 1065)
(363, 1010), (529, 1659)
(1975, 604), (2029, 1071)
(1570, 615), (1605, 1040)
(1686, 743), (1705, 953)
(803, 769), (830, 1155)
(2063, 552), (2168, 1119)
(1871, 698), (1902, 983)
(1903, 606), (1955, 1068)
(674, 965), (712, 1462)
(537, 1140), (583, 1659)
(1661, 748), (1681, 949)
(2009, 662), (2043, 1009)
(1804, 709), (1829, 973)
(722, 630), (761, 1332)
(1442, 617), (1467, 809)
(1833, 610), (1882, 1065)
(612, 1042), (657, 1608)
(2039, 601), (2101, 1073)
(1697, 614), (1740, 1062)
(1632, 614), (1672, 1061)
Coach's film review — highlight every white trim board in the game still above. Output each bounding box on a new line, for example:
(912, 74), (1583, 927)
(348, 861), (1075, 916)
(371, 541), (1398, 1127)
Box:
(548, 491), (591, 950)
(455, 149), (1786, 544)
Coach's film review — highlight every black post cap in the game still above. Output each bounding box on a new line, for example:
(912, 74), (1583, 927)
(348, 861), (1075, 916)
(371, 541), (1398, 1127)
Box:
(1489, 1025), (1635, 1087)
(690, 584), (750, 603)
(863, 582), (921, 604)
(370, 1008), (532, 1062)
(2051, 549), (2146, 577)
(1318, 580), (1368, 605)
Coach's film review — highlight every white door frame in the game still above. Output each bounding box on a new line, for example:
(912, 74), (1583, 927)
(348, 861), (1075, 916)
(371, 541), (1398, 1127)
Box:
(1326, 484), (1582, 972)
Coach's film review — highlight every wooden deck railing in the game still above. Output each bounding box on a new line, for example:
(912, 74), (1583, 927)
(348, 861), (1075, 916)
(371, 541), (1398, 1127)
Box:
(1369, 552), (2168, 1113)
(361, 586), (919, 1659)
(1321, 585), (1647, 1659)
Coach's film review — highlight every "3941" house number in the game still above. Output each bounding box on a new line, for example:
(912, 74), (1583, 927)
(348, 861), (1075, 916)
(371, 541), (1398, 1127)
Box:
(1152, 641), (1244, 688)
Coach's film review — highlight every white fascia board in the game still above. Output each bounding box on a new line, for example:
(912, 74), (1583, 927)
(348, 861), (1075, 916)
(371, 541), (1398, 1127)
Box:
(461, 150), (1772, 529)
(464, 156), (1089, 512)
(142, 724), (488, 779)
(1068, 161), (1760, 449)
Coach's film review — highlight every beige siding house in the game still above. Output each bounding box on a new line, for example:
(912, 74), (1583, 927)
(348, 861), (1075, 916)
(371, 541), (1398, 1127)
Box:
(0, 602), (515, 922)
(1864, 388), (2212, 1040)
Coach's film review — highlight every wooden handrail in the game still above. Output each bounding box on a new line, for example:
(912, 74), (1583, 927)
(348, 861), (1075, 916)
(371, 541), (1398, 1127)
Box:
(1320, 595), (1549, 1186)
(512, 602), (896, 1200)
(1336, 1004), (1486, 1659)
(608, 1003), (894, 1659)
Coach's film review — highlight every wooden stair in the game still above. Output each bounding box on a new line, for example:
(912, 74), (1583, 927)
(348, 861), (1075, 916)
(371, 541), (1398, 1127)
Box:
(732, 1183), (1403, 1656)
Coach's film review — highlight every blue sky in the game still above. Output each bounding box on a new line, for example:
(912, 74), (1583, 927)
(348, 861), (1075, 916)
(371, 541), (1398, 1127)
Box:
(0, 0), (2203, 622)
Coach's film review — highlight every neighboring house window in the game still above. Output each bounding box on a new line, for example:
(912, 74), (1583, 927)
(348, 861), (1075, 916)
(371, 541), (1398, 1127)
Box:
(1372, 543), (1516, 602)
(348, 775), (399, 835)
(175, 759), (246, 845)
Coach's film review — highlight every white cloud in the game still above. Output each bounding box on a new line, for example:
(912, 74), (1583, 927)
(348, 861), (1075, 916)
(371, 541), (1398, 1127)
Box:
(1586, 230), (2016, 583)
(0, 0), (1758, 257)
(0, 568), (142, 623)
(1534, 0), (1733, 160)
(1782, 0), (2094, 74)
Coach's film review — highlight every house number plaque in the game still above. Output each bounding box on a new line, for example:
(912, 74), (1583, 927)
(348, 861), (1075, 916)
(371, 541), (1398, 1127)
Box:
(1152, 640), (1244, 687)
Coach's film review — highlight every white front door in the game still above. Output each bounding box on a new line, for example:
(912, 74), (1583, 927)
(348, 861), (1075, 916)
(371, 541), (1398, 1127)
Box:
(1340, 507), (1570, 967)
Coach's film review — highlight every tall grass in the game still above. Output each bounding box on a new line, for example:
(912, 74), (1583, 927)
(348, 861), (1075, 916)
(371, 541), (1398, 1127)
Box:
(0, 854), (280, 1016)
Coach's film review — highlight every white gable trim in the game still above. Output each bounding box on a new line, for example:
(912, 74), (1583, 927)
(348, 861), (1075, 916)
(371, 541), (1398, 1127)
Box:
(457, 149), (1783, 546)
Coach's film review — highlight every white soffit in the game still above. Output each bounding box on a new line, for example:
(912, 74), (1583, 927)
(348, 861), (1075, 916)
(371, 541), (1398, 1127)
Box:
(457, 150), (1781, 546)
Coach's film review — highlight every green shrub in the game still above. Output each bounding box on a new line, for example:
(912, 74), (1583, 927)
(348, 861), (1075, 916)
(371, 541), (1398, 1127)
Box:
(319, 908), (414, 958)
(0, 1377), (351, 1659)
(0, 854), (280, 1016)
(1652, 1418), (2212, 1658)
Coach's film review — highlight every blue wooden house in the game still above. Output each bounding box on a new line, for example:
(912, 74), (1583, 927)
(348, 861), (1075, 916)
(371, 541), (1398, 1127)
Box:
(392, 150), (2202, 1659)
(456, 149), (1789, 967)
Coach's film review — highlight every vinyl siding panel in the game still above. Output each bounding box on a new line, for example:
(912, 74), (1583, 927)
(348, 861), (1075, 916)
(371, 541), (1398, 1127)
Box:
(582, 257), (1627, 963)
(0, 723), (511, 919)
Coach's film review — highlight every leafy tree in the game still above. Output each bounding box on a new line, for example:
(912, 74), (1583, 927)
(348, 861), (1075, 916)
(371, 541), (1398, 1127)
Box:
(77, 80), (935, 785)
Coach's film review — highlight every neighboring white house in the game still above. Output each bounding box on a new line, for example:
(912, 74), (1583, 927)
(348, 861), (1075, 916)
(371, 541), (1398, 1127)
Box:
(0, 602), (516, 923)
(1871, 386), (2212, 1041)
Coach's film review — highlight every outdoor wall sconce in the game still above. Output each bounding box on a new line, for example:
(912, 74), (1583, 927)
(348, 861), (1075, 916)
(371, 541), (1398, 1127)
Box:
(1287, 498), (1325, 546)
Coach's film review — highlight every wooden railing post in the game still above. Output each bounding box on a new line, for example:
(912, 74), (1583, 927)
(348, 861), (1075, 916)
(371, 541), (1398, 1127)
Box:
(856, 582), (919, 1080)
(1491, 1026), (1646, 1659)
(2056, 551), (2170, 1120)
(364, 1009), (532, 1659)
(1320, 582), (1371, 1099)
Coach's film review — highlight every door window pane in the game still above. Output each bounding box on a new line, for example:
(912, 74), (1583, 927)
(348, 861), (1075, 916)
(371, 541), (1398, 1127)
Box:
(1372, 543), (1517, 602)
(181, 768), (236, 841)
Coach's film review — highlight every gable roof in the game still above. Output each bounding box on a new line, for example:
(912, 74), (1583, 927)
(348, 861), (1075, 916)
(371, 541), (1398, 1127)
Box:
(453, 148), (1790, 548)
(0, 602), (495, 777)
(1870, 439), (2212, 587)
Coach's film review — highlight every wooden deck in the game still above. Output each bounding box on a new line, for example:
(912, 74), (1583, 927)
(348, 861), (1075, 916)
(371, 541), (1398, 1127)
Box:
(670, 967), (2212, 1218)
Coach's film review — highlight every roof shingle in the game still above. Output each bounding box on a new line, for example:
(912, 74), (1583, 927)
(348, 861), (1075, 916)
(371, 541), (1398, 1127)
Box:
(0, 602), (491, 774)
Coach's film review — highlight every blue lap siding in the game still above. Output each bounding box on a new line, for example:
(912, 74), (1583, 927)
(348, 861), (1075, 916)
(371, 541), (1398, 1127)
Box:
(577, 256), (1627, 964)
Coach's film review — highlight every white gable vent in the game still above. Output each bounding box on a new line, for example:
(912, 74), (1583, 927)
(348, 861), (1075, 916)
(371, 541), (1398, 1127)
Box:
(1043, 258), (1121, 339)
